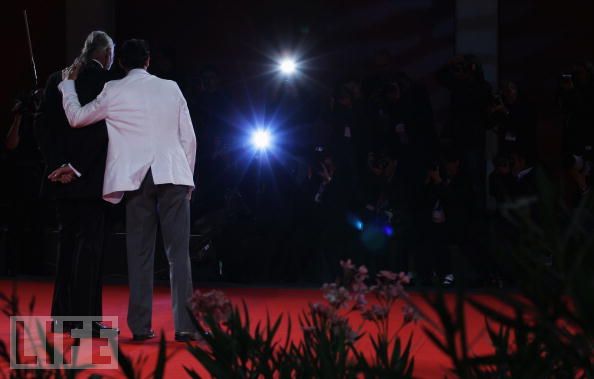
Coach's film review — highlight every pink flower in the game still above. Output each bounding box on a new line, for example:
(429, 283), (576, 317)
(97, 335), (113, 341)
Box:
(398, 272), (411, 285)
(340, 261), (369, 293)
(353, 266), (369, 290)
(351, 281), (368, 294)
(340, 259), (355, 272)
(361, 304), (389, 321)
(373, 304), (389, 320)
(322, 283), (352, 309)
(190, 289), (233, 324)
(377, 270), (398, 282)
(358, 265), (368, 276)
(355, 266), (369, 283)
(329, 314), (358, 343)
(352, 293), (367, 311)
(388, 284), (403, 299)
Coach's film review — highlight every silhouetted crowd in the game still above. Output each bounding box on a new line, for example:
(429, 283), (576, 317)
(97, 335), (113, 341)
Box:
(2, 53), (593, 286)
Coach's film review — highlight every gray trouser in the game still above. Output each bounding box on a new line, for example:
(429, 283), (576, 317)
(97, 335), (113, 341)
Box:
(125, 170), (194, 334)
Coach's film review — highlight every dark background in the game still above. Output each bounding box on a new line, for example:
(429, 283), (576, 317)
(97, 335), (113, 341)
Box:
(1, 0), (593, 282)
(3, 0), (593, 147)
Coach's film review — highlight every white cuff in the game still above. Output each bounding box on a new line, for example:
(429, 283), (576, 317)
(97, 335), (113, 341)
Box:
(67, 163), (82, 177)
(58, 79), (75, 94)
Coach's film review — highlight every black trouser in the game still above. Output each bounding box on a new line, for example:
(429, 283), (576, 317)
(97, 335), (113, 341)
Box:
(125, 170), (193, 334)
(5, 161), (46, 275)
(51, 198), (105, 318)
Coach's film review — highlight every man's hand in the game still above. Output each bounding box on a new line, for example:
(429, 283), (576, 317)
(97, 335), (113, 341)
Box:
(48, 166), (76, 184)
(62, 59), (82, 81)
(58, 172), (76, 184)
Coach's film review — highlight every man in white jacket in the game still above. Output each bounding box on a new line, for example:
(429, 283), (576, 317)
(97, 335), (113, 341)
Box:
(59, 39), (197, 342)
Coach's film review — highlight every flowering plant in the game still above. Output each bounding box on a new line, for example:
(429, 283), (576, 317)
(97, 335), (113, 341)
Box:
(189, 289), (233, 326)
(326, 260), (418, 336)
(186, 260), (417, 378)
(311, 260), (418, 376)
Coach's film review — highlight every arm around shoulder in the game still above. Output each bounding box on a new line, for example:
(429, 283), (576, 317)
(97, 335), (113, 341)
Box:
(59, 79), (111, 128)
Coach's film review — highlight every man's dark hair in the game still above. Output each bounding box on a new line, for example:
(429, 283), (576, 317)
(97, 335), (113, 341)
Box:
(119, 39), (150, 70)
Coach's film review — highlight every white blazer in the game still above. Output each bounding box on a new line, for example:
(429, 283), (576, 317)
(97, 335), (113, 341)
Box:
(59, 69), (197, 204)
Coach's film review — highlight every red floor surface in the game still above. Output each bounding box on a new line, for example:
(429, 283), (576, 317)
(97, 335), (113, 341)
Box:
(0, 280), (496, 378)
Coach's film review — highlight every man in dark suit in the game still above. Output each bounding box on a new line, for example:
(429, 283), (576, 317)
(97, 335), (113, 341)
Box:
(41, 31), (119, 336)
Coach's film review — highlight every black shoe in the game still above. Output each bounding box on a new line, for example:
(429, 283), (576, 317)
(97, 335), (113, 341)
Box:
(92, 321), (120, 338)
(174, 331), (202, 342)
(132, 329), (156, 341)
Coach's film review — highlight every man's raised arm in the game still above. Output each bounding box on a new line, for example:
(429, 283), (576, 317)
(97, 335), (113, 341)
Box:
(58, 79), (110, 128)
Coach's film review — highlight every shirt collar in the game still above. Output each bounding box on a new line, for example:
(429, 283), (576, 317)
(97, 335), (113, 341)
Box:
(91, 59), (104, 69)
(127, 68), (149, 76)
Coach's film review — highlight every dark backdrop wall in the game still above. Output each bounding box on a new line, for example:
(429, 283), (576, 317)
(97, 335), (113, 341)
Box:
(1, 0), (594, 279)
(115, 0), (456, 79)
(1, 1), (66, 124)
(115, 0), (455, 123)
(2, 1), (593, 128)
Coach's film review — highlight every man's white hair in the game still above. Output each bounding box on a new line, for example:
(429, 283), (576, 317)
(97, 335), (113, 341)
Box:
(79, 31), (114, 64)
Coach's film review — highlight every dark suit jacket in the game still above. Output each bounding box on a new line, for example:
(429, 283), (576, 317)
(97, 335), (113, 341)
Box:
(42, 61), (115, 199)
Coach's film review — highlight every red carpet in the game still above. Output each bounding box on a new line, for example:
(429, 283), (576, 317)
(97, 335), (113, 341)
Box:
(0, 280), (496, 378)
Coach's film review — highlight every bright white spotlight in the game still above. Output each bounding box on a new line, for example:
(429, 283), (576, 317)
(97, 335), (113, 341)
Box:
(279, 58), (297, 75)
(251, 129), (272, 150)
